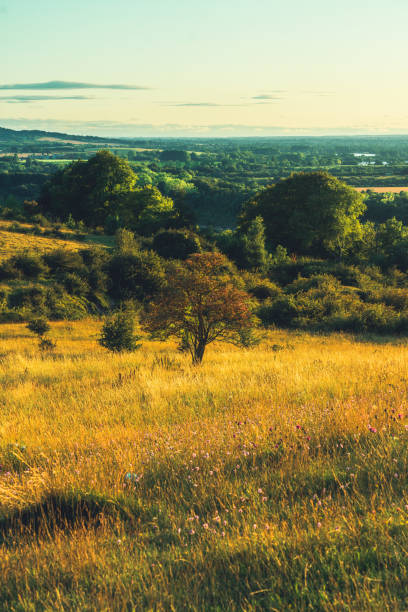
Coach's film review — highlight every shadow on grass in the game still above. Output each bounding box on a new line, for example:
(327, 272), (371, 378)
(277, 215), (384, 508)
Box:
(0, 491), (123, 542)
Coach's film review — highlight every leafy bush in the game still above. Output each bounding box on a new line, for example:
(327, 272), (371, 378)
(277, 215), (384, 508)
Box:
(38, 337), (56, 352)
(258, 295), (299, 327)
(12, 251), (47, 279)
(99, 311), (141, 352)
(152, 229), (202, 260)
(247, 280), (282, 301)
(43, 249), (85, 276)
(108, 250), (166, 302)
(27, 317), (50, 337)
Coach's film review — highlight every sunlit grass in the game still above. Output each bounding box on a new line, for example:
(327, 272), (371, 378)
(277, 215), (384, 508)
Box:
(1, 320), (408, 610)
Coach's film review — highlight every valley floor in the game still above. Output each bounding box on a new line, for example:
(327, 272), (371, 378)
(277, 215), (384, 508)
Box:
(0, 321), (408, 610)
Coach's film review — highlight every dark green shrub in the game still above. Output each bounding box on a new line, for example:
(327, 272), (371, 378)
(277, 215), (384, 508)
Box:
(108, 250), (165, 302)
(258, 295), (299, 327)
(62, 273), (89, 297)
(8, 287), (47, 311)
(0, 258), (19, 280)
(38, 337), (56, 352)
(152, 229), (202, 260)
(27, 317), (50, 337)
(12, 251), (47, 279)
(248, 280), (282, 301)
(99, 311), (141, 352)
(43, 249), (85, 275)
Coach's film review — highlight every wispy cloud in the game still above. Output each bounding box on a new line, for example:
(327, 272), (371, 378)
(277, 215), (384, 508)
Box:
(0, 95), (93, 103)
(252, 94), (283, 100)
(0, 81), (149, 91)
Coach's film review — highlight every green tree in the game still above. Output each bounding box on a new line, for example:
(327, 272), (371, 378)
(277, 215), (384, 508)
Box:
(239, 172), (366, 257)
(143, 252), (255, 364)
(39, 150), (137, 226)
(242, 216), (269, 271)
(117, 185), (177, 235)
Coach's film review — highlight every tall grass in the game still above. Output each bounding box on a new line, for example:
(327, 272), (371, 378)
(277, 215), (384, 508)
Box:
(0, 321), (408, 610)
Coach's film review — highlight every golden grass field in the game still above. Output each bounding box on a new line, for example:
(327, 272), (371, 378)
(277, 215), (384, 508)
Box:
(0, 222), (113, 261)
(1, 320), (408, 610)
(0, 223), (86, 262)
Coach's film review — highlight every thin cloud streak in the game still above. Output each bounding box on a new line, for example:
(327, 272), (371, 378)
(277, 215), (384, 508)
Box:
(0, 81), (150, 90)
(0, 95), (93, 103)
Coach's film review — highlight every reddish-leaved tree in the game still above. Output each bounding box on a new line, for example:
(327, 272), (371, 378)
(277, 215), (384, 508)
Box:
(143, 252), (255, 363)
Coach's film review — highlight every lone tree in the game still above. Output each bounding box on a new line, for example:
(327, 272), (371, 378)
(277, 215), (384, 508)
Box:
(143, 252), (255, 364)
(239, 171), (366, 257)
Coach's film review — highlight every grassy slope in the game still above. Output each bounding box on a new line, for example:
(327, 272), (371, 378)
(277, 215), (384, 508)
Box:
(0, 322), (408, 610)
(0, 221), (114, 262)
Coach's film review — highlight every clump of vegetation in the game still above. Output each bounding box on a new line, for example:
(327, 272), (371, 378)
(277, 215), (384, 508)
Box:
(27, 316), (56, 351)
(27, 317), (50, 337)
(99, 311), (141, 353)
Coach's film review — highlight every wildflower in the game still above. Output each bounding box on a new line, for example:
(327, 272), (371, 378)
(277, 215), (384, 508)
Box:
(189, 529), (195, 535)
(253, 524), (258, 530)
(203, 523), (209, 529)
(258, 488), (263, 494)
(368, 426), (377, 433)
(317, 522), (322, 529)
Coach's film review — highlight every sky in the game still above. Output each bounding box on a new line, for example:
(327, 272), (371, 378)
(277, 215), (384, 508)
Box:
(1, 0), (408, 137)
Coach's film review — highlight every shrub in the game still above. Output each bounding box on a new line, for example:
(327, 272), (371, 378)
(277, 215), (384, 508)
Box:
(108, 250), (166, 302)
(43, 249), (85, 275)
(9, 287), (48, 311)
(257, 295), (299, 327)
(12, 251), (47, 279)
(99, 311), (141, 352)
(62, 273), (89, 297)
(38, 337), (56, 352)
(27, 317), (50, 337)
(247, 280), (282, 301)
(152, 229), (202, 260)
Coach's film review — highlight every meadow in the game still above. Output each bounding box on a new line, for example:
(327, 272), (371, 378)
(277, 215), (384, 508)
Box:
(0, 320), (408, 610)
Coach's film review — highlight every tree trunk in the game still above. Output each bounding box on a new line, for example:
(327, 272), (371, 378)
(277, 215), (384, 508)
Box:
(192, 341), (206, 364)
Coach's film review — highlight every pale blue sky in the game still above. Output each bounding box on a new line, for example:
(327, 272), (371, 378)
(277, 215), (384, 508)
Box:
(1, 0), (408, 136)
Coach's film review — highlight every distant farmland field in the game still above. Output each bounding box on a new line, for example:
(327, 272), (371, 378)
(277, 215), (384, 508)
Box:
(355, 186), (408, 193)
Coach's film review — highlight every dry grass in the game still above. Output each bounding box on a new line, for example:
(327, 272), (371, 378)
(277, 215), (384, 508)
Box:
(0, 224), (86, 261)
(0, 321), (408, 610)
(0, 222), (113, 261)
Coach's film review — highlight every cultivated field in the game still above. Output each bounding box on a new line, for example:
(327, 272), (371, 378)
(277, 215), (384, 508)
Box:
(355, 187), (408, 193)
(0, 321), (408, 610)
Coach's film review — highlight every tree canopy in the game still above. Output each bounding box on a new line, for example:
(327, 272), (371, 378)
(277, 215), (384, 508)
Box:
(239, 172), (366, 257)
(40, 150), (137, 226)
(143, 252), (254, 363)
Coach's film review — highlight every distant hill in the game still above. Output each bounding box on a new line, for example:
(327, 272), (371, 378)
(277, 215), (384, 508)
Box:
(0, 126), (124, 145)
